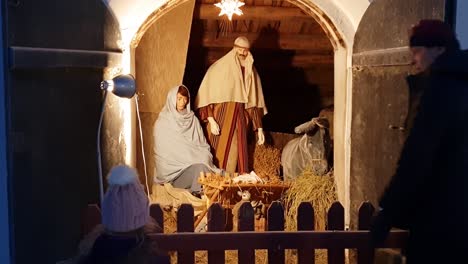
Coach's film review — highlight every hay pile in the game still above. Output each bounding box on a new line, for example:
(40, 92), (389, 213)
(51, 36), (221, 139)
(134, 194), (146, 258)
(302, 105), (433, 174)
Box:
(283, 169), (337, 264)
(163, 209), (178, 233)
(251, 144), (282, 183)
(284, 169), (337, 231)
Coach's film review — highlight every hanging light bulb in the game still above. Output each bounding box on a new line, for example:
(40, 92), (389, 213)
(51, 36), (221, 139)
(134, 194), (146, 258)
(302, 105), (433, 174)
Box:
(214, 0), (245, 21)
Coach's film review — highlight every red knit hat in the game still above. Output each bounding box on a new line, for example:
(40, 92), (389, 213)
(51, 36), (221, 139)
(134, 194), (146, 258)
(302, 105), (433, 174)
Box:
(409, 19), (459, 50)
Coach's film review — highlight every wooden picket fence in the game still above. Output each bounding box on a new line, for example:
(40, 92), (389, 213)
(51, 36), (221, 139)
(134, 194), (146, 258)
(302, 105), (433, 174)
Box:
(83, 201), (408, 264)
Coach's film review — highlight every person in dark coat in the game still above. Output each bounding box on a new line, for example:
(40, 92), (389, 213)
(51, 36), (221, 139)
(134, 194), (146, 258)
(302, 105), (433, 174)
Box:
(370, 19), (468, 263)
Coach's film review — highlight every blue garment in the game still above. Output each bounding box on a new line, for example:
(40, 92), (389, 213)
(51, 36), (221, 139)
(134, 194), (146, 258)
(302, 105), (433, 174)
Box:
(153, 85), (220, 185)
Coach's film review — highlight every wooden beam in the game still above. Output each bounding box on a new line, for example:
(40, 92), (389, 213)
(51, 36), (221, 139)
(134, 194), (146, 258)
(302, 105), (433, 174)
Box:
(204, 51), (333, 66)
(195, 4), (310, 20)
(150, 230), (409, 251)
(190, 32), (333, 50)
(9, 46), (122, 69)
(203, 48), (333, 56)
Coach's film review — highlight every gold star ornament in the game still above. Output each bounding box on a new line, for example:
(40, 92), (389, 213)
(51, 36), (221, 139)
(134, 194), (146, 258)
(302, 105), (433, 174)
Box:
(214, 0), (245, 21)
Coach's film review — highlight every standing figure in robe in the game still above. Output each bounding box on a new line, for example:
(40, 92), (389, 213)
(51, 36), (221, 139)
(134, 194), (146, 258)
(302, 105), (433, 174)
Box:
(195, 36), (267, 174)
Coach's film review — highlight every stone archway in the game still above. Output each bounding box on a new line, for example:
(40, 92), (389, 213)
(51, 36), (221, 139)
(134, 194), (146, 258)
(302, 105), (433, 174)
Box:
(102, 0), (367, 226)
(129, 0), (355, 222)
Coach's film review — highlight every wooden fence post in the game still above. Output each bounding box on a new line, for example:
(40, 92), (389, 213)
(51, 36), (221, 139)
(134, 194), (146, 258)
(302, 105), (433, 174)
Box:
(238, 202), (255, 264)
(297, 202), (315, 264)
(357, 202), (375, 264)
(267, 201), (285, 264)
(150, 203), (164, 232)
(208, 203), (225, 263)
(327, 202), (345, 264)
(177, 204), (194, 264)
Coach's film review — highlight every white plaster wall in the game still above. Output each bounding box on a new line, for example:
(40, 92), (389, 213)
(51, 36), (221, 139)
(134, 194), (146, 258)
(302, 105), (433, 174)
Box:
(333, 46), (350, 225)
(456, 0), (468, 49)
(333, 0), (370, 29)
(311, 0), (369, 44)
(104, 0), (168, 47)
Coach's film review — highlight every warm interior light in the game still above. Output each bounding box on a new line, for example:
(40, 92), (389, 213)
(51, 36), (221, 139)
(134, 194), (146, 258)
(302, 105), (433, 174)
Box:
(100, 75), (136, 99)
(97, 74), (136, 205)
(214, 0), (245, 21)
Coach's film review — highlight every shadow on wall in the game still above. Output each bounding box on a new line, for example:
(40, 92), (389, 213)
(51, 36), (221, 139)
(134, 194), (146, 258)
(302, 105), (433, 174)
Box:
(183, 6), (208, 105)
(252, 25), (322, 133)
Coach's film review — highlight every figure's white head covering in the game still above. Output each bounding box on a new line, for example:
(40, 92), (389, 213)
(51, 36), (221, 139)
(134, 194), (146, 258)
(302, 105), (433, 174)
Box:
(234, 36), (250, 49)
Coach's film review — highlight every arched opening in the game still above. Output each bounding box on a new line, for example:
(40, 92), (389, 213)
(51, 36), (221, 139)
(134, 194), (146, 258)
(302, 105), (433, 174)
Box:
(127, 0), (352, 224)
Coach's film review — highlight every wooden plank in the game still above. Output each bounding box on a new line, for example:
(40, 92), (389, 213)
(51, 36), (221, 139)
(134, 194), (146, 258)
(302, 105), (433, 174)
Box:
(178, 204), (195, 232)
(357, 202), (375, 264)
(358, 202), (374, 230)
(225, 207), (234, 231)
(9, 46), (122, 69)
(150, 203), (164, 232)
(177, 204), (195, 264)
(297, 202), (315, 264)
(327, 202), (345, 230)
(191, 32), (332, 50)
(352, 47), (411, 67)
(263, 0), (272, 6)
(305, 22), (322, 35)
(280, 0), (293, 7)
(204, 47), (332, 55)
(327, 202), (345, 264)
(208, 203), (225, 231)
(205, 19), (219, 33)
(297, 202), (314, 230)
(252, 19), (260, 33)
(196, 4), (309, 20)
(238, 202), (255, 264)
(221, 182), (290, 188)
(194, 189), (220, 228)
(207, 203), (225, 263)
(149, 230), (409, 251)
(267, 202), (285, 264)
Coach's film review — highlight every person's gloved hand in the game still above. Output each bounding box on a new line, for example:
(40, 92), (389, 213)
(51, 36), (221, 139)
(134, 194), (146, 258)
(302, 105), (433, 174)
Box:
(207, 117), (220, 135)
(257, 128), (265, 145)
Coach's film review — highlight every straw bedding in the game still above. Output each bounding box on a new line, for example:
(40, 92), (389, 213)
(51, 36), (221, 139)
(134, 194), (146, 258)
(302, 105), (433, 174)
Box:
(251, 144), (282, 183)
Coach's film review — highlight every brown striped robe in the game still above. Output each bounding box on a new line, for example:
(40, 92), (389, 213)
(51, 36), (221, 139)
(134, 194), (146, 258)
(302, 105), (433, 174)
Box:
(198, 103), (263, 173)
